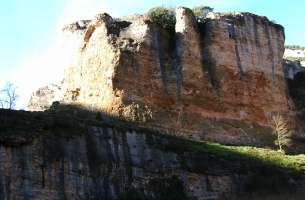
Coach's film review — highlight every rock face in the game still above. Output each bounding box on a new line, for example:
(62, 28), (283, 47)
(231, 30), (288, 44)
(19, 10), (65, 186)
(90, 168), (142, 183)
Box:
(0, 109), (304, 200)
(0, 126), (233, 200)
(29, 8), (291, 146)
(16, 7), (305, 199)
(286, 68), (305, 152)
(28, 84), (62, 111)
(283, 59), (305, 80)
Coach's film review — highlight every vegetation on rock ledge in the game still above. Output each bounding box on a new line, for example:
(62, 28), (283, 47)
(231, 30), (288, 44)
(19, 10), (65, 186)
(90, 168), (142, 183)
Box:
(148, 7), (176, 31)
(147, 5), (214, 30)
(285, 45), (305, 50)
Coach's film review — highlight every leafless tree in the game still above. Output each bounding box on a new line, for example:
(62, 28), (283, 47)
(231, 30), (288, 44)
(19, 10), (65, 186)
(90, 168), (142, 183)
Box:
(271, 113), (291, 152)
(0, 82), (18, 109)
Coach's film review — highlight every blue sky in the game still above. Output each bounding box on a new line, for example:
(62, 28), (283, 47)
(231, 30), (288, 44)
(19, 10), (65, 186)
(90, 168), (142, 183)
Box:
(0, 0), (304, 109)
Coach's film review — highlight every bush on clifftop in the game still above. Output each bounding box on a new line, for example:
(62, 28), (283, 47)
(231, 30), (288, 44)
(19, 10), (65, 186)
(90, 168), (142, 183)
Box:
(148, 7), (176, 30)
(192, 6), (214, 22)
(148, 5), (214, 29)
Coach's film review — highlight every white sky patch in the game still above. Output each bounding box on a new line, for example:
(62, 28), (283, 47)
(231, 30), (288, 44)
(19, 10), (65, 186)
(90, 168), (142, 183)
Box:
(59, 0), (111, 27)
(5, 0), (113, 110)
(7, 33), (68, 109)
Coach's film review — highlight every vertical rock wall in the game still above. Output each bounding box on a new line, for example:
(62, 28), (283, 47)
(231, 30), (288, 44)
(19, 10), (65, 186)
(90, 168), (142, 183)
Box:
(1, 105), (304, 200)
(30, 7), (291, 146)
(0, 127), (238, 200)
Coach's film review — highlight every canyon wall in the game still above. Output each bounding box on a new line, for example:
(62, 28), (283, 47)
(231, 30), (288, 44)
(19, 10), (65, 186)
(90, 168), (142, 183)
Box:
(13, 7), (305, 199)
(0, 109), (303, 200)
(29, 7), (292, 146)
(0, 125), (235, 200)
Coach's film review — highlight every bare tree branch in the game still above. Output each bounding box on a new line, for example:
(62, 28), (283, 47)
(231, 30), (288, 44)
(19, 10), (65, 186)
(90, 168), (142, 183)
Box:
(0, 82), (19, 109)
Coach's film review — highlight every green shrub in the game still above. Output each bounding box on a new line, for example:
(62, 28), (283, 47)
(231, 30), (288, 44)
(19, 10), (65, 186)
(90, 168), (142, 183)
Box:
(148, 7), (176, 30)
(95, 112), (102, 120)
(285, 45), (305, 50)
(147, 5), (214, 29)
(192, 6), (214, 22)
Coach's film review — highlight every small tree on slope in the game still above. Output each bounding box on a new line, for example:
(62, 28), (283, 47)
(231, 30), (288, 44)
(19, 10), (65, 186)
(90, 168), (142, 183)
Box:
(271, 113), (291, 152)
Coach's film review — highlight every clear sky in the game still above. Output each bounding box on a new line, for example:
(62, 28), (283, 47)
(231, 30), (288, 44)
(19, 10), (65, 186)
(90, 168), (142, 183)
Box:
(0, 0), (304, 109)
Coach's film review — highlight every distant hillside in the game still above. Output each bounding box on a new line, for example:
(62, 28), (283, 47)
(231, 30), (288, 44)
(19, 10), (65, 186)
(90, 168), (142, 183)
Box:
(284, 45), (305, 66)
(285, 45), (305, 50)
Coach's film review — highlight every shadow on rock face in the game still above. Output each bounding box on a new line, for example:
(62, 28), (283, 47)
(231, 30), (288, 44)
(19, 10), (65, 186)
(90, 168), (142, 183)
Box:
(0, 104), (304, 199)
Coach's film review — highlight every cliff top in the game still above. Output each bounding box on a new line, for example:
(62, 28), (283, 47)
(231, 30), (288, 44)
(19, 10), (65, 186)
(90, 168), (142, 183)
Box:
(62, 7), (284, 33)
(207, 11), (284, 29)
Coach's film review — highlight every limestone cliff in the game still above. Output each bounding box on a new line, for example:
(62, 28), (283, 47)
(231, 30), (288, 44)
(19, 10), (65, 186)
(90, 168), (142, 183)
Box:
(29, 8), (291, 146)
(15, 6), (305, 199)
(0, 108), (304, 200)
(28, 84), (62, 111)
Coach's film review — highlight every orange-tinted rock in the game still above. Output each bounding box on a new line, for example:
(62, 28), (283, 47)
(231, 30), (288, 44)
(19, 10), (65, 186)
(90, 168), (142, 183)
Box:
(31, 8), (292, 146)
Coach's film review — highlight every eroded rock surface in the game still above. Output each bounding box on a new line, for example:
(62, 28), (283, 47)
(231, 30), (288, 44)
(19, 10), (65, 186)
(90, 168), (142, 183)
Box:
(28, 84), (62, 111)
(0, 109), (303, 200)
(29, 8), (291, 146)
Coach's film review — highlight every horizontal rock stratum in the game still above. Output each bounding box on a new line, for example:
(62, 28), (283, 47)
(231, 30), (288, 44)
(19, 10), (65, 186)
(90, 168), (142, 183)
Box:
(0, 108), (304, 200)
(29, 7), (293, 146)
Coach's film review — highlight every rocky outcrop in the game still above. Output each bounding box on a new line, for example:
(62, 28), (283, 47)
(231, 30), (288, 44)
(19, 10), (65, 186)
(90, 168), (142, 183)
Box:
(28, 84), (62, 111)
(63, 8), (289, 145)
(284, 48), (305, 67)
(16, 7), (305, 199)
(282, 58), (305, 152)
(29, 8), (291, 146)
(0, 108), (304, 200)
(283, 59), (305, 80)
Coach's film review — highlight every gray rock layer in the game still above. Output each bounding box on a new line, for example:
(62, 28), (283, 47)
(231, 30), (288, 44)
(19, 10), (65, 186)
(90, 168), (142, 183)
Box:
(0, 108), (304, 200)
(0, 127), (235, 200)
